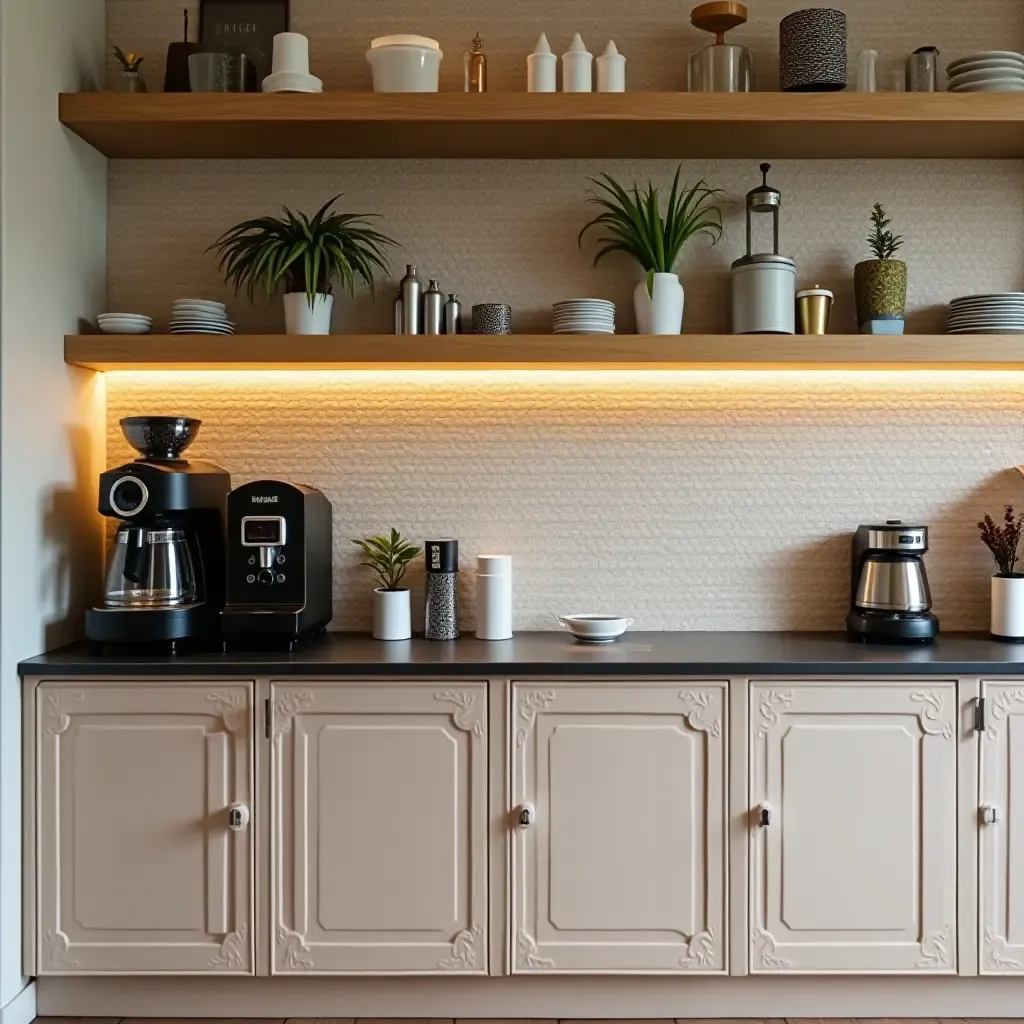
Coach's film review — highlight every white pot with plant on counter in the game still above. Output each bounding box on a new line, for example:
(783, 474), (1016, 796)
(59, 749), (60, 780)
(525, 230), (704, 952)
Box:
(578, 165), (723, 335)
(352, 528), (421, 641)
(210, 194), (399, 335)
(979, 505), (1024, 642)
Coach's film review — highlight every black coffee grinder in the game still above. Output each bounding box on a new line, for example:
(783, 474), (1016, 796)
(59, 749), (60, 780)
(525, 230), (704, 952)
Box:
(221, 479), (333, 650)
(85, 417), (230, 648)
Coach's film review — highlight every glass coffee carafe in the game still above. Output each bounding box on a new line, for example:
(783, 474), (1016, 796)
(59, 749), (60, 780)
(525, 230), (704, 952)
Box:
(103, 524), (198, 607)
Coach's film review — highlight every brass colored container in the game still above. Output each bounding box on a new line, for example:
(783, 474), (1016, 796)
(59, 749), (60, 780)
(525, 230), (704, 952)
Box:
(797, 286), (834, 334)
(464, 33), (487, 92)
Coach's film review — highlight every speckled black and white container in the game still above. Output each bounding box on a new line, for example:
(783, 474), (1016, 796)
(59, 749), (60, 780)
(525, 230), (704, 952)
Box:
(424, 539), (459, 640)
(779, 8), (847, 92)
(471, 303), (512, 335)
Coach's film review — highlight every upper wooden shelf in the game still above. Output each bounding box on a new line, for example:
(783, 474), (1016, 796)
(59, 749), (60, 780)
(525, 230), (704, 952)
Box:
(64, 334), (1024, 371)
(58, 92), (1024, 159)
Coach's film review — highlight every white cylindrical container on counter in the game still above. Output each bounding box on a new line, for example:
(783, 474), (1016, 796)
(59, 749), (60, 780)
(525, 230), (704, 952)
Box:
(991, 575), (1024, 642)
(476, 554), (512, 639)
(731, 255), (796, 334)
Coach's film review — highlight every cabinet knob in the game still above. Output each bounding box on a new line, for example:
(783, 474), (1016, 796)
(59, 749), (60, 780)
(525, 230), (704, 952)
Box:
(516, 803), (535, 828)
(228, 802), (250, 831)
(757, 802), (772, 828)
(981, 804), (999, 826)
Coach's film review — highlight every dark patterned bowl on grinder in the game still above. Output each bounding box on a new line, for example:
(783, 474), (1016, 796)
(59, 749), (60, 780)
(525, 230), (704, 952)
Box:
(121, 416), (202, 460)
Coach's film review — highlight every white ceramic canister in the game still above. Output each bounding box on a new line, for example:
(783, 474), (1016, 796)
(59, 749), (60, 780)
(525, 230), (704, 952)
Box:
(730, 255), (796, 334)
(476, 554), (512, 640)
(527, 33), (557, 92)
(367, 35), (442, 92)
(991, 575), (1024, 641)
(562, 33), (593, 92)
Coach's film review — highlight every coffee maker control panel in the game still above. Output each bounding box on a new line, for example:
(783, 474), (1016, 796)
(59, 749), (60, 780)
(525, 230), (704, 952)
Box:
(241, 515), (288, 584)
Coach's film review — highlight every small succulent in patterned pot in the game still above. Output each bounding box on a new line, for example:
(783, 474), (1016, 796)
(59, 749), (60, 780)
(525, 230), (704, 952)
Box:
(854, 202), (906, 329)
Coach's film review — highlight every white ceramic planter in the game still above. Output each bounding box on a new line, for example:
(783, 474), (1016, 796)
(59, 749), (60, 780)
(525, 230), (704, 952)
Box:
(373, 587), (412, 641)
(284, 292), (334, 335)
(634, 272), (685, 334)
(991, 574), (1024, 641)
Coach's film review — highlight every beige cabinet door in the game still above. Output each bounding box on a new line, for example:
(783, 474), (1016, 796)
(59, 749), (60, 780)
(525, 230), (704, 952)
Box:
(750, 681), (957, 974)
(36, 681), (253, 975)
(271, 682), (487, 974)
(510, 681), (727, 974)
(980, 683), (1024, 974)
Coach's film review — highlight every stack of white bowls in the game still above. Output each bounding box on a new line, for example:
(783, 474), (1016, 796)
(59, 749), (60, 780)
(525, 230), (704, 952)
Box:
(947, 293), (1024, 334)
(552, 298), (616, 334)
(946, 52), (1024, 92)
(170, 298), (235, 335)
(97, 312), (152, 335)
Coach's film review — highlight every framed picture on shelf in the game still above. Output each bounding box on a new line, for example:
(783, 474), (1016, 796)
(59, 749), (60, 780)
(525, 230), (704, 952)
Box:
(199, 0), (289, 86)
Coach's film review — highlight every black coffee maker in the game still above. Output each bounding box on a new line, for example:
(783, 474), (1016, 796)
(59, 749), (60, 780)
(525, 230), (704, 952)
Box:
(85, 417), (230, 648)
(221, 479), (333, 650)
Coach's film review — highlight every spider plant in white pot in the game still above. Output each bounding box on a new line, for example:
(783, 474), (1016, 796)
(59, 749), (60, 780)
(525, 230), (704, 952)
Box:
(579, 166), (723, 335)
(210, 195), (398, 334)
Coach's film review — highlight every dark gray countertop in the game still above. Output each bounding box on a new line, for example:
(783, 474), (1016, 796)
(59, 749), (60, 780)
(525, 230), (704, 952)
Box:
(17, 631), (1024, 677)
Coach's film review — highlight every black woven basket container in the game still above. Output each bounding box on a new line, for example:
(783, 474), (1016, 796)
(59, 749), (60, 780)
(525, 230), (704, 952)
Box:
(780, 8), (847, 91)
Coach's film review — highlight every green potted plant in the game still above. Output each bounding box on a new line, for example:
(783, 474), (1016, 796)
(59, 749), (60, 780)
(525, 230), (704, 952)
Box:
(352, 528), (421, 640)
(854, 202), (906, 334)
(578, 165), (723, 335)
(209, 195), (398, 335)
(979, 505), (1024, 641)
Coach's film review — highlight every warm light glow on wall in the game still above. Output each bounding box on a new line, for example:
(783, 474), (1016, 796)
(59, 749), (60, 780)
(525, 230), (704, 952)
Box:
(104, 368), (1024, 392)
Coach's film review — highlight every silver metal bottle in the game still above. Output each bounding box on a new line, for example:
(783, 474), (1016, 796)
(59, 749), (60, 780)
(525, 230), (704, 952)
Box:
(443, 293), (462, 334)
(399, 265), (422, 334)
(392, 288), (403, 334)
(423, 279), (444, 335)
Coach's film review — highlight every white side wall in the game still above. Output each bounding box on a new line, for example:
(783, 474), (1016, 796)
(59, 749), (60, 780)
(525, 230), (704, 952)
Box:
(0, 0), (107, 1007)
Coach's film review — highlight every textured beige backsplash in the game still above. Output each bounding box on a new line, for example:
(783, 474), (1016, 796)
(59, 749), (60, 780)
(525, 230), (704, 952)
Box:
(104, 0), (1024, 632)
(106, 372), (1024, 632)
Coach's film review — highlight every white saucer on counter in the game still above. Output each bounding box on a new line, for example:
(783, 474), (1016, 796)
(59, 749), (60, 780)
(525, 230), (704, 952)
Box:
(558, 614), (634, 643)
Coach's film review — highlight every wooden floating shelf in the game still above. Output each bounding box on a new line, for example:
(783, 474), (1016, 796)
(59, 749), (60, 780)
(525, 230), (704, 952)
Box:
(64, 334), (1024, 371)
(58, 92), (1024, 160)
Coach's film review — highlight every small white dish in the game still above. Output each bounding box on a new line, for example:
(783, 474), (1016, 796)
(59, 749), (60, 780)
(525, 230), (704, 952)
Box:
(174, 298), (227, 311)
(100, 322), (153, 335)
(262, 70), (324, 93)
(558, 614), (634, 642)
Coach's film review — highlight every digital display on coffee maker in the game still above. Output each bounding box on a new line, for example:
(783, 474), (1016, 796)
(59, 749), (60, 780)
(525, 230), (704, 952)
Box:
(241, 516), (286, 546)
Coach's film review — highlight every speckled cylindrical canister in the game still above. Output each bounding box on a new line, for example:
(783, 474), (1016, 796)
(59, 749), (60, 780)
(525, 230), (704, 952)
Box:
(472, 303), (512, 334)
(424, 539), (459, 640)
(779, 8), (847, 92)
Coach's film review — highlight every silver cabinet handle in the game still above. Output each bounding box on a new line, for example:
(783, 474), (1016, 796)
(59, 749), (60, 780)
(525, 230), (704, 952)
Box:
(517, 803), (535, 827)
(981, 804), (999, 826)
(228, 802), (250, 831)
(757, 802), (772, 828)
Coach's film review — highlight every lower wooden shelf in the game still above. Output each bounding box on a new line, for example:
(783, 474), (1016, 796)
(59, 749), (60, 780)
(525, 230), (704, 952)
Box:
(63, 333), (1024, 371)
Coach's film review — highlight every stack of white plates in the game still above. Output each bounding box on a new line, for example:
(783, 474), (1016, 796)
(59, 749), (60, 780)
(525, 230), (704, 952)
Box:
(947, 293), (1024, 334)
(171, 298), (234, 335)
(947, 52), (1024, 92)
(97, 312), (152, 335)
(553, 298), (615, 335)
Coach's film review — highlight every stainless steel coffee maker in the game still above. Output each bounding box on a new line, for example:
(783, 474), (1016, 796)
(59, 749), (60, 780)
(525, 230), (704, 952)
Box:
(85, 416), (231, 648)
(847, 521), (939, 644)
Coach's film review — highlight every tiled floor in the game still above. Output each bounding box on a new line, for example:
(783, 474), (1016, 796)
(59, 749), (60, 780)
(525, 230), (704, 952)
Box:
(30, 1018), (1024, 1023)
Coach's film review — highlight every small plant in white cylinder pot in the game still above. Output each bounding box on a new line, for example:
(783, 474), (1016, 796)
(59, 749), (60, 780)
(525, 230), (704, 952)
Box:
(211, 195), (398, 334)
(979, 505), (1024, 641)
(578, 166), (723, 335)
(352, 528), (421, 641)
